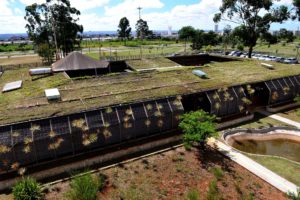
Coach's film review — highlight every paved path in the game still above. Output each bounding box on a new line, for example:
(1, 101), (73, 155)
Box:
(258, 110), (300, 128)
(208, 138), (299, 195)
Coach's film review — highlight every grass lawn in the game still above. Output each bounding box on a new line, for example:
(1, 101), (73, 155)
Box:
(237, 113), (291, 129)
(0, 55), (42, 66)
(126, 57), (181, 71)
(86, 45), (188, 60)
(252, 42), (299, 58)
(277, 108), (300, 123)
(247, 155), (300, 187)
(1, 59), (300, 125)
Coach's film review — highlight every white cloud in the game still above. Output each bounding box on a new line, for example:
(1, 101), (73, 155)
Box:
(81, 0), (222, 32)
(14, 8), (23, 14)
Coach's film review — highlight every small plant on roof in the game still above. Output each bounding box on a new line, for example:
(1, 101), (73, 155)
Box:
(173, 99), (182, 107)
(72, 119), (86, 129)
(157, 119), (164, 128)
(146, 104), (153, 110)
(175, 114), (181, 121)
(154, 110), (163, 117)
(239, 87), (244, 94)
(0, 144), (11, 154)
(123, 116), (130, 122)
(157, 104), (163, 110)
(11, 162), (20, 171)
(82, 133), (98, 146)
(212, 93), (219, 100)
(24, 137), (33, 145)
(176, 95), (182, 101)
(18, 168), (26, 176)
(30, 124), (40, 133)
(48, 131), (56, 138)
(214, 102), (221, 110)
(283, 87), (290, 95)
(223, 92), (231, 101)
(123, 122), (133, 129)
(23, 145), (31, 154)
(125, 108), (133, 116)
(246, 85), (255, 95)
(272, 91), (279, 100)
(48, 137), (64, 150)
(105, 107), (113, 114)
(145, 119), (151, 127)
(103, 129), (112, 139)
(242, 97), (252, 105)
(103, 122), (110, 128)
(239, 105), (245, 112)
(12, 131), (20, 138)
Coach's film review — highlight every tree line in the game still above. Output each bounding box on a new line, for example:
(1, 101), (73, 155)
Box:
(24, 0), (300, 62)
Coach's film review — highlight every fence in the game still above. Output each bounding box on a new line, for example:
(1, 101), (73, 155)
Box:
(0, 96), (184, 174)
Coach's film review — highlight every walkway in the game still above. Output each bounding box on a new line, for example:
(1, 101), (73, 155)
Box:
(208, 138), (299, 195)
(258, 110), (300, 128)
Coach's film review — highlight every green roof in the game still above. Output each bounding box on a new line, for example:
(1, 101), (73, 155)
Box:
(0, 58), (300, 125)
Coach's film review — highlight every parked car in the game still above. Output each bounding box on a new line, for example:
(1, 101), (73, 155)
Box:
(269, 56), (277, 61)
(233, 51), (243, 57)
(240, 53), (248, 58)
(258, 55), (271, 61)
(252, 54), (261, 59)
(229, 51), (237, 56)
(275, 57), (285, 63)
(283, 58), (298, 64)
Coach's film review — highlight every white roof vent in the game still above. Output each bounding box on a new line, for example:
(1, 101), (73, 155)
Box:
(45, 88), (61, 100)
(2, 80), (23, 93)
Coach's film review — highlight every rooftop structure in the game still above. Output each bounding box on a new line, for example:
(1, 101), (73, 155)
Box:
(0, 56), (300, 125)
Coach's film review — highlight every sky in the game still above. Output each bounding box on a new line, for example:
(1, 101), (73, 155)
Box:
(0, 0), (299, 34)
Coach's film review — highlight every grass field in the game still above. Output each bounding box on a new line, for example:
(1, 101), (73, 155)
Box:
(1, 58), (300, 125)
(277, 108), (300, 122)
(237, 113), (291, 129)
(248, 155), (300, 187)
(126, 57), (181, 71)
(0, 56), (42, 65)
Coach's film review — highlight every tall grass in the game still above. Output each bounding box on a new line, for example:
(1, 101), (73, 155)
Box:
(65, 173), (105, 200)
(12, 177), (44, 200)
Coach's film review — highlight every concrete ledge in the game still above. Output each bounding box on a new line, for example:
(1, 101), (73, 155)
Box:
(217, 114), (254, 130)
(267, 102), (300, 113)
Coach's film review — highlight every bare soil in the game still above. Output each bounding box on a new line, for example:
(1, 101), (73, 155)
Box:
(43, 146), (287, 200)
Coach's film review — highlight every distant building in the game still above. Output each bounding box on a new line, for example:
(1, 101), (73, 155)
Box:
(272, 31), (279, 36)
(214, 24), (219, 33)
(168, 26), (172, 36)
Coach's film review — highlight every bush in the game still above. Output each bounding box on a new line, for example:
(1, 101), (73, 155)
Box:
(65, 173), (104, 200)
(186, 189), (200, 200)
(207, 179), (219, 200)
(211, 167), (224, 180)
(12, 177), (44, 200)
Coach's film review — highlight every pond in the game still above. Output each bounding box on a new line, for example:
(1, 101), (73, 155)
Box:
(231, 138), (300, 163)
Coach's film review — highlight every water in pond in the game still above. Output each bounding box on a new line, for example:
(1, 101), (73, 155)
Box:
(231, 138), (300, 162)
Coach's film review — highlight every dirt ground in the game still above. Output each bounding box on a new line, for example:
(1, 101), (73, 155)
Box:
(42, 146), (287, 200)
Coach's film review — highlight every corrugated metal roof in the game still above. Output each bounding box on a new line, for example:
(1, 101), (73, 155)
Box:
(52, 52), (109, 72)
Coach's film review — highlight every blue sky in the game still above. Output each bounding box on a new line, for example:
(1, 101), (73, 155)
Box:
(0, 0), (298, 34)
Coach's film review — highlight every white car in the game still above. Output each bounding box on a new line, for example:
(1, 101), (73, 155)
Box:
(252, 54), (261, 59)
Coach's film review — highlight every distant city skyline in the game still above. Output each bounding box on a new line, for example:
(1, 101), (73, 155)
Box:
(0, 0), (299, 34)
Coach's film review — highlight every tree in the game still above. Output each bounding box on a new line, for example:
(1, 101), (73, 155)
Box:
(135, 19), (153, 39)
(117, 17), (132, 45)
(222, 25), (232, 52)
(214, 0), (289, 58)
(179, 110), (217, 150)
(278, 28), (295, 43)
(24, 0), (83, 61)
(260, 32), (278, 47)
(178, 26), (197, 40)
(191, 30), (219, 50)
(293, 0), (300, 21)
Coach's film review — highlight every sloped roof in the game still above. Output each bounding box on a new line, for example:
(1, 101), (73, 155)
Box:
(52, 52), (109, 72)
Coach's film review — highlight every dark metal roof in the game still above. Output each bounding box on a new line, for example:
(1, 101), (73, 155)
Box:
(52, 52), (109, 72)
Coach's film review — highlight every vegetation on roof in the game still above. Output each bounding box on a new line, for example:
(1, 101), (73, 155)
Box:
(126, 57), (182, 70)
(0, 59), (300, 125)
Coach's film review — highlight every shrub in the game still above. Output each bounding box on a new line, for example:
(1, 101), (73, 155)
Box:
(287, 189), (300, 200)
(211, 167), (224, 180)
(179, 110), (217, 149)
(65, 173), (104, 200)
(207, 179), (219, 200)
(186, 189), (200, 200)
(12, 177), (44, 200)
